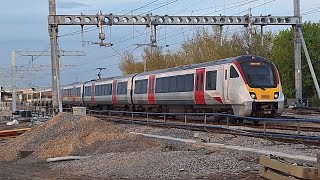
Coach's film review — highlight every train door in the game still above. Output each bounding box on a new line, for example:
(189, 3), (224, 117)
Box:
(112, 80), (117, 104)
(80, 84), (84, 105)
(223, 65), (230, 102)
(91, 83), (95, 105)
(194, 68), (205, 105)
(148, 75), (156, 105)
(72, 85), (76, 104)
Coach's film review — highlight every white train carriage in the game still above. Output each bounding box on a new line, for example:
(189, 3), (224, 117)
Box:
(62, 83), (83, 107)
(131, 55), (284, 117)
(82, 75), (134, 109)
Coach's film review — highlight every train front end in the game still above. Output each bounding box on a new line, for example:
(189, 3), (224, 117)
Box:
(235, 56), (284, 117)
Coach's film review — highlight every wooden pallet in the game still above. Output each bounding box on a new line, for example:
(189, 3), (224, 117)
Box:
(259, 155), (319, 180)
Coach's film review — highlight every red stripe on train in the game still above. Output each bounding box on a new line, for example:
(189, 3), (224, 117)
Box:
(91, 83), (95, 104)
(112, 80), (117, 104)
(213, 97), (223, 104)
(232, 60), (248, 84)
(194, 68), (206, 105)
(148, 75), (156, 105)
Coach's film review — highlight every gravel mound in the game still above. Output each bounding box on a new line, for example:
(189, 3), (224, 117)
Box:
(0, 113), (167, 162)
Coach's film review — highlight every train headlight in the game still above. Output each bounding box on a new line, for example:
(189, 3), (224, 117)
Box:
(249, 92), (257, 99)
(274, 92), (279, 99)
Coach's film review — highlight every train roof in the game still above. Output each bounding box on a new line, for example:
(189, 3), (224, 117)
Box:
(136, 55), (268, 76)
(86, 74), (136, 83)
(61, 55), (269, 86)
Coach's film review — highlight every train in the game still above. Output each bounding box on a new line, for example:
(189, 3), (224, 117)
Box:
(32, 55), (284, 117)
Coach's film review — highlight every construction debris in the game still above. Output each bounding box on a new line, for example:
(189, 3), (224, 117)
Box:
(259, 155), (318, 180)
(47, 156), (90, 163)
(6, 119), (19, 126)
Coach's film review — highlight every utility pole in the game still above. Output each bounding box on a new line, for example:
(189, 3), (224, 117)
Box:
(49, 0), (59, 115)
(11, 51), (17, 112)
(299, 29), (320, 101)
(294, 0), (302, 104)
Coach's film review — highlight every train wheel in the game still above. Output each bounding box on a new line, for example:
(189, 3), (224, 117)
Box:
(237, 119), (243, 123)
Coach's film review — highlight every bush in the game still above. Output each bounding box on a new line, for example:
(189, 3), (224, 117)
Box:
(310, 94), (320, 107)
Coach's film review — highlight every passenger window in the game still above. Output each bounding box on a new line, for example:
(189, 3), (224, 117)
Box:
(206, 71), (217, 90)
(230, 66), (239, 78)
(177, 75), (185, 92)
(185, 74), (194, 92)
(169, 76), (177, 92)
(117, 82), (127, 95)
(156, 78), (163, 93)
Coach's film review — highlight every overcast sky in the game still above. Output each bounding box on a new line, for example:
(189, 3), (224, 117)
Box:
(0, 0), (319, 88)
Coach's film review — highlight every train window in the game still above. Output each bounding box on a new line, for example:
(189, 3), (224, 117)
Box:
(230, 66), (239, 78)
(206, 71), (217, 90)
(95, 86), (99, 96)
(169, 76), (177, 92)
(185, 74), (194, 92)
(163, 77), (169, 92)
(156, 78), (163, 93)
(135, 79), (148, 94)
(142, 80), (147, 93)
(95, 85), (104, 96)
(199, 73), (204, 90)
(177, 75), (185, 92)
(76, 87), (81, 96)
(156, 74), (194, 93)
(123, 82), (128, 94)
(104, 84), (112, 95)
(84, 86), (91, 96)
(117, 81), (128, 95)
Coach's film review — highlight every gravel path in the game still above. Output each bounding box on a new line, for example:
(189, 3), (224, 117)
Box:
(50, 147), (260, 179)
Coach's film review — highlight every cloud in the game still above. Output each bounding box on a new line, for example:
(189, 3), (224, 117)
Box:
(57, 2), (90, 9)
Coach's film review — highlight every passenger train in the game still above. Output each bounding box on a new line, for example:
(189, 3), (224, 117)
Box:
(33, 55), (284, 117)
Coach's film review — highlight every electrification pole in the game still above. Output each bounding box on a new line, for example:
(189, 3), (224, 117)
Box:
(11, 51), (17, 112)
(294, 0), (302, 104)
(49, 0), (60, 115)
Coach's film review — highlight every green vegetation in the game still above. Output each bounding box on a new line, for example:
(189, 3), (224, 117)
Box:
(271, 22), (320, 99)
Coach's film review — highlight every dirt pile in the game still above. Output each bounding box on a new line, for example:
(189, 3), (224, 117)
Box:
(0, 113), (164, 162)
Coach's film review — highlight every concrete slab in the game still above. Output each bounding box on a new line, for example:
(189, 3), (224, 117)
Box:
(131, 132), (317, 163)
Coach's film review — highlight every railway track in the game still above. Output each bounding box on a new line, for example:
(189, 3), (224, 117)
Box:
(89, 110), (320, 146)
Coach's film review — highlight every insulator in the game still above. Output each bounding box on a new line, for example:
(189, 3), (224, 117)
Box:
(99, 33), (105, 41)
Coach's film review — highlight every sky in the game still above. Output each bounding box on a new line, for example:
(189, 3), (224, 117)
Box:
(0, 0), (319, 89)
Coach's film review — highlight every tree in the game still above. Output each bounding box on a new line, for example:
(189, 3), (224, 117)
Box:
(271, 22), (320, 99)
(119, 51), (143, 75)
(120, 26), (274, 75)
